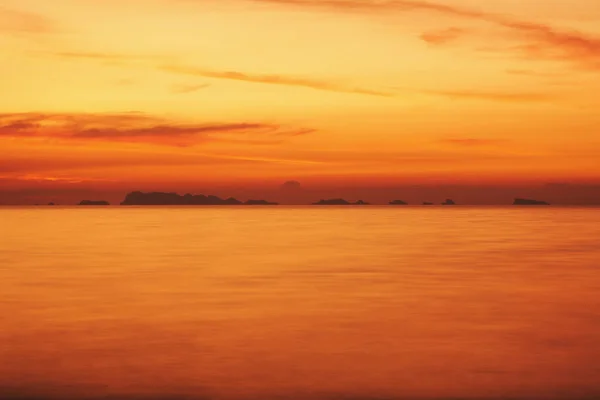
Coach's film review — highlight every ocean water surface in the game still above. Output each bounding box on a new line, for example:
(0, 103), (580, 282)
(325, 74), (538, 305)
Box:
(1, 206), (599, 399)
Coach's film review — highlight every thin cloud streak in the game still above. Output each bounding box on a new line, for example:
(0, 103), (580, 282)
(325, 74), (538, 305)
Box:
(390, 86), (555, 102)
(249, 0), (484, 18)
(505, 69), (567, 78)
(0, 144), (328, 179)
(247, 0), (600, 68)
(420, 89), (554, 102)
(0, 151), (322, 175)
(171, 83), (211, 94)
(420, 27), (465, 45)
(440, 138), (509, 147)
(0, 6), (57, 34)
(51, 51), (167, 62)
(161, 65), (394, 97)
(0, 113), (314, 147)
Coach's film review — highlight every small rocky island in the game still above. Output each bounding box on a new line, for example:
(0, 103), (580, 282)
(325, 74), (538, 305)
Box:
(312, 199), (370, 205)
(513, 198), (550, 205)
(442, 199), (456, 205)
(422, 202), (434, 205)
(120, 191), (276, 206)
(79, 200), (110, 206)
(244, 199), (279, 205)
(389, 200), (408, 205)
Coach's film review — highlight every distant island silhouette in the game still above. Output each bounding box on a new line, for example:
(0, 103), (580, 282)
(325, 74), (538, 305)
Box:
(513, 198), (550, 205)
(79, 200), (110, 206)
(120, 191), (277, 206)
(244, 199), (279, 205)
(45, 191), (556, 207)
(313, 199), (370, 205)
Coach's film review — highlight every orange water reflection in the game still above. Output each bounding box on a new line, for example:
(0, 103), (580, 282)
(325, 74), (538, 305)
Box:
(1, 207), (599, 399)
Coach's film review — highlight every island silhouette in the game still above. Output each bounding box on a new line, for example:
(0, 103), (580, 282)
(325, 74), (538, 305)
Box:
(79, 200), (110, 206)
(244, 199), (279, 205)
(120, 191), (277, 206)
(75, 191), (556, 207)
(312, 199), (370, 205)
(513, 198), (550, 205)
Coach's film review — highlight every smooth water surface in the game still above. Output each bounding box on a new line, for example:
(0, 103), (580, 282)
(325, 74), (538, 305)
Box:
(1, 207), (600, 399)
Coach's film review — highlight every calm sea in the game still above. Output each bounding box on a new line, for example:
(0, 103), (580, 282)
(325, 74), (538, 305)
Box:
(1, 206), (599, 400)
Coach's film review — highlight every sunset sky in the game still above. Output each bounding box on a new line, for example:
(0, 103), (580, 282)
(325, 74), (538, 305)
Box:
(1, 0), (600, 204)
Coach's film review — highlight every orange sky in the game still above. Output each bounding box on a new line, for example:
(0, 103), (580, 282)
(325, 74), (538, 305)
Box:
(1, 0), (600, 203)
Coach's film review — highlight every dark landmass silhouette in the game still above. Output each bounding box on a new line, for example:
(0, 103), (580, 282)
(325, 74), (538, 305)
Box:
(6, 387), (597, 400)
(313, 198), (350, 205)
(6, 179), (600, 205)
(79, 200), (110, 206)
(312, 199), (370, 205)
(17, 192), (562, 207)
(120, 191), (280, 206)
(513, 198), (550, 205)
(121, 191), (241, 205)
(244, 199), (279, 205)
(281, 180), (302, 190)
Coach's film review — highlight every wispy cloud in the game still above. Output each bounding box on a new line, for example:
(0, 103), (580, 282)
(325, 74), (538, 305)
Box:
(420, 89), (554, 102)
(161, 65), (394, 97)
(0, 112), (314, 147)
(244, 0), (600, 69)
(51, 51), (166, 63)
(0, 147), (323, 177)
(246, 0), (484, 18)
(440, 138), (509, 147)
(420, 27), (465, 45)
(170, 83), (211, 94)
(0, 6), (57, 34)
(505, 69), (567, 78)
(273, 127), (316, 137)
(389, 85), (555, 102)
